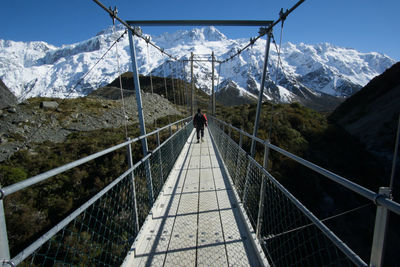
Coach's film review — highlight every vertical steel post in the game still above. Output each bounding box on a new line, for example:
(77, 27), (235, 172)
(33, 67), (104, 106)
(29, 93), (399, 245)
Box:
(128, 29), (154, 205)
(222, 124), (226, 156)
(235, 128), (244, 183)
(169, 125), (175, 159)
(212, 51), (215, 116)
(370, 187), (390, 267)
(243, 29), (272, 205)
(126, 139), (140, 233)
(389, 115), (400, 192)
(156, 130), (164, 186)
(191, 52), (194, 115)
(239, 128), (243, 148)
(256, 140), (270, 238)
(0, 196), (10, 262)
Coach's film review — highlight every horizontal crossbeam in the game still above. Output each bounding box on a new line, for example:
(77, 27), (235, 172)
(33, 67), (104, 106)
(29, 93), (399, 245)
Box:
(127, 20), (273, 27)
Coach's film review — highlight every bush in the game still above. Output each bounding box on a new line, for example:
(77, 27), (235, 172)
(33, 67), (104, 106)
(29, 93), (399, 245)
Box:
(0, 166), (27, 187)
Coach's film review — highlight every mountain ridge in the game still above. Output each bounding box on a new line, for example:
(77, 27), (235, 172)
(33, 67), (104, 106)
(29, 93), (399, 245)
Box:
(329, 62), (400, 181)
(0, 26), (395, 104)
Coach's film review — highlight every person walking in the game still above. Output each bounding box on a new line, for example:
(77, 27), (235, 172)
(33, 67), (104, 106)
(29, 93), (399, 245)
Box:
(193, 108), (207, 143)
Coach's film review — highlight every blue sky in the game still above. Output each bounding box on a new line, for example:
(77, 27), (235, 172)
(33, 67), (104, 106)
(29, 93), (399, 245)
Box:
(1, 0), (399, 60)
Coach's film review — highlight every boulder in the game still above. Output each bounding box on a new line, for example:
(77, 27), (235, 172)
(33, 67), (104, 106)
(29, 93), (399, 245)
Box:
(7, 107), (17, 113)
(40, 101), (59, 110)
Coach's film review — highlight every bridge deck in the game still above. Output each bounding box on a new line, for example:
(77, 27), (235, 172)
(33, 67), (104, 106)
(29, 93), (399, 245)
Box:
(123, 129), (264, 266)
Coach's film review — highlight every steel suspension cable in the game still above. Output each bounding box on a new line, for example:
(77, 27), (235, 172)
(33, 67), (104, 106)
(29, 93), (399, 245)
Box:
(162, 58), (171, 124)
(15, 30), (128, 154)
(213, 62), (222, 114)
(180, 61), (186, 110)
(180, 61), (186, 108)
(220, 60), (228, 92)
(216, 62), (222, 92)
(234, 55), (240, 89)
(145, 41), (154, 94)
(263, 203), (372, 242)
(268, 21), (285, 140)
(92, 0), (178, 61)
(162, 58), (169, 100)
(177, 62), (183, 107)
(113, 20), (129, 138)
(274, 22), (284, 85)
(170, 62), (177, 105)
(183, 61), (190, 114)
(271, 33), (304, 96)
(219, 0), (305, 64)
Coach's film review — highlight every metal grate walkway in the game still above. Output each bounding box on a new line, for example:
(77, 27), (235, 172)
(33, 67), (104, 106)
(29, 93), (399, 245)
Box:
(123, 128), (265, 266)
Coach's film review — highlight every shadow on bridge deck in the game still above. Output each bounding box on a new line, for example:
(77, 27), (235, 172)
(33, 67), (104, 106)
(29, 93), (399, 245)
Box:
(123, 128), (267, 266)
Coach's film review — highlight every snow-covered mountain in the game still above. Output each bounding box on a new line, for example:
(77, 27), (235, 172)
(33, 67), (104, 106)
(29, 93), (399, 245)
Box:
(0, 25), (396, 103)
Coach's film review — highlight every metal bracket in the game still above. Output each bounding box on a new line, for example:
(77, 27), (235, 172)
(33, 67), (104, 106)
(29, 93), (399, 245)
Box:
(1, 260), (15, 267)
(279, 8), (289, 21)
(108, 6), (118, 22)
(373, 193), (387, 206)
(133, 26), (143, 37)
(258, 27), (273, 37)
(258, 27), (267, 36)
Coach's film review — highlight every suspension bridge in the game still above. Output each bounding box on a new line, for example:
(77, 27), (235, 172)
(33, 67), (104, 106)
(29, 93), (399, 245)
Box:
(1, 0), (400, 266)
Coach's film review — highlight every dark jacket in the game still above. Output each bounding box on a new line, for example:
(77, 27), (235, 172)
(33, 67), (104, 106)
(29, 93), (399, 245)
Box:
(193, 112), (207, 129)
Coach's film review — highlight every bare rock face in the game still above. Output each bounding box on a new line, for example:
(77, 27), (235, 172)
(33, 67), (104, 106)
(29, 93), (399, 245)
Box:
(0, 79), (17, 109)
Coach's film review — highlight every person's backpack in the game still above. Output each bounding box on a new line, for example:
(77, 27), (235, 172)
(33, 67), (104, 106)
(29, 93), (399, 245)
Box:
(194, 113), (205, 127)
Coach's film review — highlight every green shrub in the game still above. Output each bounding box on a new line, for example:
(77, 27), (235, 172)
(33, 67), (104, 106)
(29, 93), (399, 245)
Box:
(0, 166), (27, 187)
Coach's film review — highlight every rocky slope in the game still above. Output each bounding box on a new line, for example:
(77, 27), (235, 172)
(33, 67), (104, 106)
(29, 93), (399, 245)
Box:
(0, 26), (395, 105)
(0, 92), (181, 162)
(330, 62), (400, 184)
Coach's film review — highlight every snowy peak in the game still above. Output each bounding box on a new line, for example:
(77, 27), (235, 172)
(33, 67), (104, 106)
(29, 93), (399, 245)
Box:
(95, 24), (126, 36)
(154, 26), (227, 47)
(0, 39), (56, 67)
(280, 42), (395, 96)
(37, 38), (102, 65)
(192, 26), (227, 41)
(0, 26), (396, 104)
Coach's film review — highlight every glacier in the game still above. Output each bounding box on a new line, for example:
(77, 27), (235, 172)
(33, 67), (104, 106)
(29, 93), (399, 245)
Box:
(0, 25), (396, 103)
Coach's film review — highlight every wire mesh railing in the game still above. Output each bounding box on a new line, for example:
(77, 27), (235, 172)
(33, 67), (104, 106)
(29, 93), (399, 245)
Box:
(0, 117), (193, 266)
(208, 116), (400, 267)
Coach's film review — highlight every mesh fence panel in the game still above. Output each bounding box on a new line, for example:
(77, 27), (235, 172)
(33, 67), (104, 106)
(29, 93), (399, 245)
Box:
(13, 122), (193, 266)
(208, 118), (356, 267)
(26, 171), (138, 266)
(261, 175), (354, 267)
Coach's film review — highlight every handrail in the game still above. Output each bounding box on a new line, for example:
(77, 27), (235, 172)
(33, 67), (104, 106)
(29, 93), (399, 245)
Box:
(210, 116), (400, 215)
(0, 117), (191, 199)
